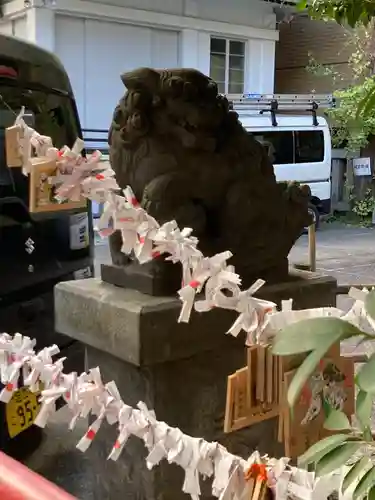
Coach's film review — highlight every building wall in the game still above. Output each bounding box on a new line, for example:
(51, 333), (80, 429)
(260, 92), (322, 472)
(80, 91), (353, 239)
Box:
(83, 0), (276, 28)
(0, 0), (278, 128)
(0, 15), (26, 38)
(275, 15), (355, 93)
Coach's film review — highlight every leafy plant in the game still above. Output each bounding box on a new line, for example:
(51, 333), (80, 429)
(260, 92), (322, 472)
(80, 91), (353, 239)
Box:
(306, 53), (343, 86)
(297, 0), (375, 28)
(305, 19), (375, 152)
(272, 291), (375, 498)
(327, 79), (375, 152)
(351, 188), (375, 220)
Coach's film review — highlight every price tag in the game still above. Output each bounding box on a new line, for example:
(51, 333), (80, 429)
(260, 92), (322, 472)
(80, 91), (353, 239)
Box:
(6, 386), (41, 438)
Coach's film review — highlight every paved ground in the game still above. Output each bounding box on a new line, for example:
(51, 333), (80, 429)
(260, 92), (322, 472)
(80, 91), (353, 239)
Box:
(20, 225), (375, 497)
(291, 224), (375, 314)
(289, 224), (375, 288)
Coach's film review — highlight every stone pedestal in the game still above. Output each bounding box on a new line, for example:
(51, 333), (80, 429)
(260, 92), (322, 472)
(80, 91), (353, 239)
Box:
(54, 269), (337, 500)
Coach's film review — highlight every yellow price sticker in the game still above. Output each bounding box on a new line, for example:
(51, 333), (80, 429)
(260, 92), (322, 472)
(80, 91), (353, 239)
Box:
(6, 386), (42, 438)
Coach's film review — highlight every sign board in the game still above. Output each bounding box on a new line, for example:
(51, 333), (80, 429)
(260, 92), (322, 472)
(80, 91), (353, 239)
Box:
(353, 157), (372, 176)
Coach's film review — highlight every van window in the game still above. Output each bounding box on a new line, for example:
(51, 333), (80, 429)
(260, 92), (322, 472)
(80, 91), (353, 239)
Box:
(295, 131), (324, 163)
(251, 131), (294, 164)
(251, 130), (325, 165)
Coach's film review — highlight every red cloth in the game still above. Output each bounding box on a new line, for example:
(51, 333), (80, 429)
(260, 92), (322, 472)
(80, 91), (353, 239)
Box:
(0, 452), (76, 500)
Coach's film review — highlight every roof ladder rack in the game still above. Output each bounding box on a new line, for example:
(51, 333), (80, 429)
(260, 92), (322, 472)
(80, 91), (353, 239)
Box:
(226, 93), (336, 127)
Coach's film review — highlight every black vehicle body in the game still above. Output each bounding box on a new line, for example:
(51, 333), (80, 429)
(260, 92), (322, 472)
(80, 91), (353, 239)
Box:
(0, 34), (94, 456)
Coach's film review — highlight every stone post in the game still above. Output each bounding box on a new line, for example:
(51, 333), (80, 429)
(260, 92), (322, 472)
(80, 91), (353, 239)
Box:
(54, 269), (337, 500)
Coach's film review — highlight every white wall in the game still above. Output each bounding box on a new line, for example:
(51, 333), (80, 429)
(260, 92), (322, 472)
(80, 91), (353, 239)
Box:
(0, 19), (13, 35)
(55, 16), (86, 124)
(13, 16), (26, 38)
(1, 0), (277, 126)
(55, 15), (179, 129)
(83, 0), (276, 29)
(247, 39), (276, 94)
(185, 0), (275, 28)
(85, 0), (184, 15)
(0, 16), (27, 38)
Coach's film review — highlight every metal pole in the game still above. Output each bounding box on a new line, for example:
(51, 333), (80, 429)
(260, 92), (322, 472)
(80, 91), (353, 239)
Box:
(308, 224), (316, 272)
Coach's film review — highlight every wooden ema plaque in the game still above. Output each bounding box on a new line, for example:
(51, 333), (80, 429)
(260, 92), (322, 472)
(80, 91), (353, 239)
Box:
(224, 345), (280, 433)
(224, 343), (355, 459)
(244, 466), (273, 500)
(29, 157), (86, 214)
(5, 125), (23, 167)
(247, 479), (272, 500)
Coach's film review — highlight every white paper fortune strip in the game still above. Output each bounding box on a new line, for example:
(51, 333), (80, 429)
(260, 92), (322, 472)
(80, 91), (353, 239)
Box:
(0, 332), (345, 500)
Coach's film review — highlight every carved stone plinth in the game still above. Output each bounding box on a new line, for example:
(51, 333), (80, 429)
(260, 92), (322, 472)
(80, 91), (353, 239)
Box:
(101, 260), (181, 296)
(54, 270), (337, 500)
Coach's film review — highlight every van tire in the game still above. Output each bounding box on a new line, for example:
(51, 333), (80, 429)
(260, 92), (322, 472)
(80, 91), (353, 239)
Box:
(308, 203), (320, 230)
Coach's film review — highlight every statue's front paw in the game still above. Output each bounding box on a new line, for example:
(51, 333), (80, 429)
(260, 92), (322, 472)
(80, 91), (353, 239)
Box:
(109, 231), (131, 267)
(111, 250), (130, 267)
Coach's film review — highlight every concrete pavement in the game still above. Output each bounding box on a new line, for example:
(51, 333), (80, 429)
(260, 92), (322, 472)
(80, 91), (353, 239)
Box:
(289, 225), (375, 287)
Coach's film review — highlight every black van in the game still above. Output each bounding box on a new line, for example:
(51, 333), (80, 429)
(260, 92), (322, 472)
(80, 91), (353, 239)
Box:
(0, 35), (94, 456)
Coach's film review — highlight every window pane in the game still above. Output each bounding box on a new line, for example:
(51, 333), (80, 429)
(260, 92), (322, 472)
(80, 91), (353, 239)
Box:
(252, 132), (294, 165)
(210, 37), (226, 54)
(229, 69), (244, 85)
(228, 82), (244, 94)
(229, 55), (244, 71)
(217, 82), (226, 94)
(210, 66), (226, 84)
(229, 40), (245, 56)
(295, 131), (324, 163)
(211, 53), (225, 69)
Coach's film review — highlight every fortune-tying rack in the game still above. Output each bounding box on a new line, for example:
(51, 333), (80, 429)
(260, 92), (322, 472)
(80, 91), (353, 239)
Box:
(224, 342), (355, 462)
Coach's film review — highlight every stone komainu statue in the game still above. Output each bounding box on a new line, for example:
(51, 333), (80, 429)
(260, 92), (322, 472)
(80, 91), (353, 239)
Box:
(108, 68), (311, 289)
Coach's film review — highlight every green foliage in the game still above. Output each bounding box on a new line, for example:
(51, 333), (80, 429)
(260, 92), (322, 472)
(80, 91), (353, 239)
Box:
(329, 78), (375, 152)
(357, 77), (375, 119)
(298, 433), (353, 467)
(343, 457), (372, 493)
(315, 442), (363, 476)
(324, 409), (351, 430)
(272, 317), (363, 355)
(273, 302), (375, 497)
(298, 0), (375, 28)
(305, 18), (375, 152)
(356, 390), (373, 429)
(272, 6), (375, 495)
(349, 187), (375, 221)
(357, 352), (375, 392)
(306, 53), (343, 86)
(365, 290), (375, 323)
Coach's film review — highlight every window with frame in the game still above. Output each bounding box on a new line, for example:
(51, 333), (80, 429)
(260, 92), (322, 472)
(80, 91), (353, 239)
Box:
(210, 37), (245, 94)
(295, 131), (324, 163)
(251, 131), (294, 165)
(251, 130), (325, 165)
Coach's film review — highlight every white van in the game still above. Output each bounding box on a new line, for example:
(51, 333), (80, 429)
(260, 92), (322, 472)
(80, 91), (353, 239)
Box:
(230, 94), (334, 227)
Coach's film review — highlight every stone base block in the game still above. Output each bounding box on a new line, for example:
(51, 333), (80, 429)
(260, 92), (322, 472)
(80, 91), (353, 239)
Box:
(54, 269), (337, 499)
